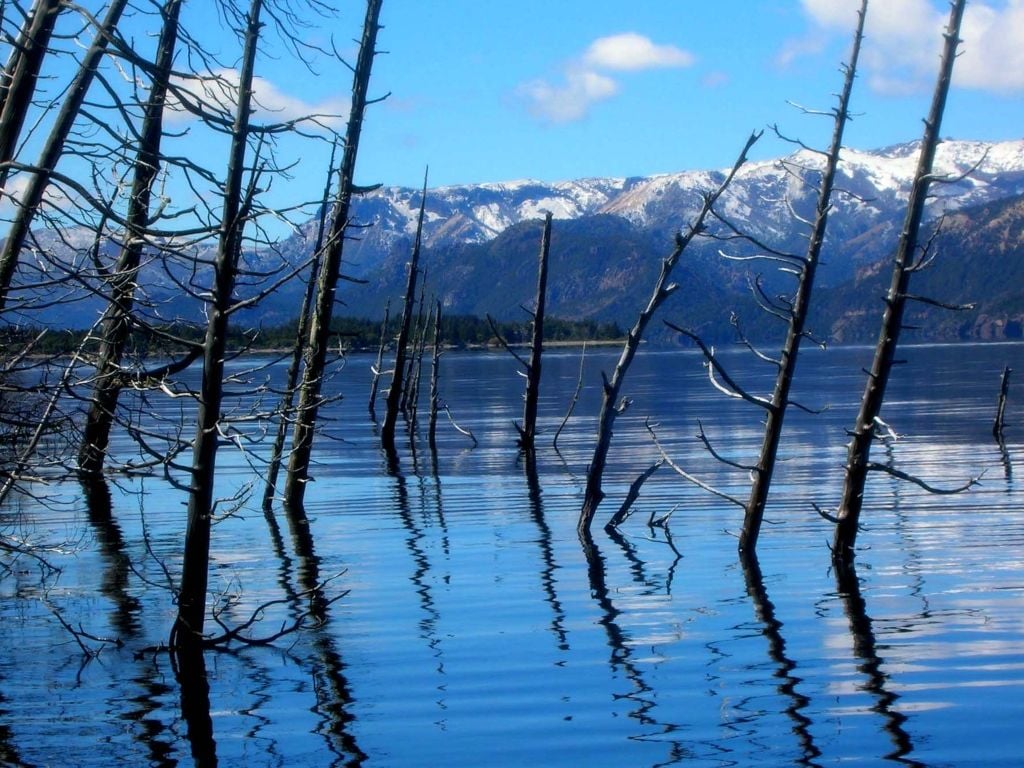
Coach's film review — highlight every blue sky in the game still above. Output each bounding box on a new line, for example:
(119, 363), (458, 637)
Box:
(330, 0), (1024, 189)
(8, 0), (1023, 234)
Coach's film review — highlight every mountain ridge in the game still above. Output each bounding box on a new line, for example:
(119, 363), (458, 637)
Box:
(8, 137), (1024, 342)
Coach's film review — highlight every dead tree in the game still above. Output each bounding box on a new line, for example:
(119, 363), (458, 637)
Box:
(0, 0), (129, 314)
(380, 170), (427, 450)
(402, 278), (429, 424)
(368, 298), (391, 415)
(519, 212), (552, 450)
(831, 0), (971, 564)
(284, 0), (384, 507)
(427, 299), (441, 449)
(658, 3), (867, 556)
(738, 0), (867, 554)
(993, 366), (1011, 440)
(486, 212), (552, 449)
(578, 131), (760, 535)
(77, 0), (185, 478)
(261, 149), (338, 511)
(172, 0), (265, 651)
(0, 0), (65, 188)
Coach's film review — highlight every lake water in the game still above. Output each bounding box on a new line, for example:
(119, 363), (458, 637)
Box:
(2, 342), (1023, 766)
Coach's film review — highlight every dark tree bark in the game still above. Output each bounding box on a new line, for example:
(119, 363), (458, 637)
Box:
(738, 0), (867, 556)
(172, 0), (264, 651)
(261, 151), (338, 511)
(832, 0), (967, 564)
(77, 0), (184, 478)
(0, 0), (128, 314)
(380, 171), (427, 450)
(427, 299), (441, 449)
(0, 0), (64, 187)
(368, 298), (391, 415)
(993, 365), (1011, 440)
(516, 211), (552, 451)
(578, 131), (760, 534)
(284, 0), (384, 507)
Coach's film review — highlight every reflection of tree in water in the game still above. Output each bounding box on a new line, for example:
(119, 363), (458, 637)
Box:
(173, 645), (217, 767)
(835, 561), (924, 767)
(81, 478), (141, 636)
(741, 554), (822, 767)
(0, 684), (28, 768)
(81, 479), (181, 764)
(119, 663), (177, 768)
(579, 530), (690, 766)
(280, 499), (366, 766)
(386, 447), (447, 712)
(522, 451), (568, 650)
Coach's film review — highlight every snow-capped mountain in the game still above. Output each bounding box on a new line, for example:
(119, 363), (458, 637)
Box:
(344, 138), (1024, 257)
(11, 138), (1024, 340)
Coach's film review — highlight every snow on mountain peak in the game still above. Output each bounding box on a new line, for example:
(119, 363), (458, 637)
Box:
(352, 138), (1024, 252)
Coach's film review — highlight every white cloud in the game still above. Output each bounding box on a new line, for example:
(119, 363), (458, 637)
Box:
(957, 0), (1024, 91)
(583, 33), (694, 71)
(792, 0), (1024, 94)
(519, 67), (619, 124)
(165, 68), (349, 127)
(519, 33), (693, 124)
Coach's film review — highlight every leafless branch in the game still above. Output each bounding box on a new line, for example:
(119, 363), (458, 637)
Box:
(645, 418), (746, 508)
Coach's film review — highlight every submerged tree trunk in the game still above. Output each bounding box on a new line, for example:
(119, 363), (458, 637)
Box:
(172, 0), (263, 650)
(0, 0), (128, 314)
(738, 0), (867, 556)
(578, 132), (760, 534)
(284, 0), (383, 507)
(380, 171), (427, 450)
(517, 211), (552, 451)
(78, 0), (184, 478)
(832, 0), (967, 563)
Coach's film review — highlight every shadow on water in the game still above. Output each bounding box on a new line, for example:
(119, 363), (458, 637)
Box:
(741, 554), (822, 767)
(80, 477), (142, 636)
(521, 450), (568, 650)
(280, 498), (366, 767)
(835, 560), (925, 767)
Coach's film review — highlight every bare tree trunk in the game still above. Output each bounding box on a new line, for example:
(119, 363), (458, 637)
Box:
(261, 150), (337, 511)
(993, 365), (1011, 440)
(0, 0), (128, 314)
(77, 0), (183, 478)
(402, 279), (428, 423)
(552, 341), (586, 451)
(578, 132), (760, 534)
(738, 0), (867, 556)
(380, 171), (427, 450)
(517, 211), (552, 450)
(283, 0), (383, 507)
(368, 298), (391, 415)
(428, 299), (441, 449)
(0, 0), (64, 187)
(172, 0), (263, 650)
(832, 0), (966, 564)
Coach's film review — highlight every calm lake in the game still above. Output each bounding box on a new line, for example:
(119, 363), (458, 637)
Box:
(2, 341), (1023, 766)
